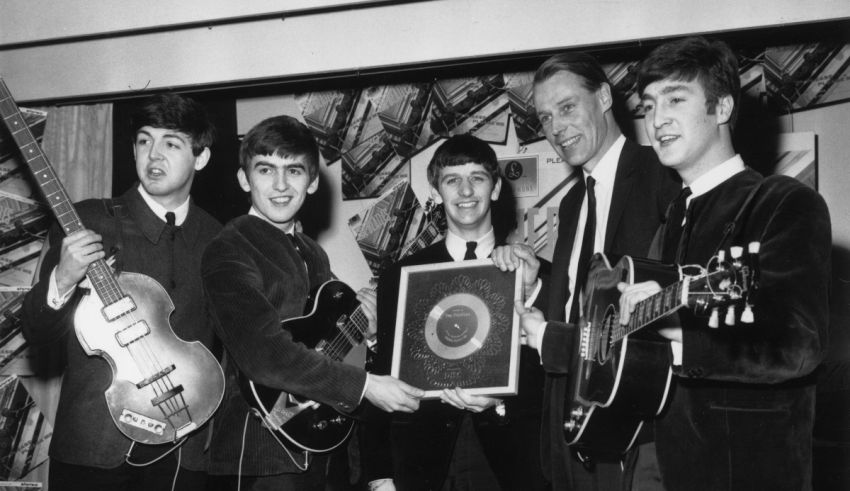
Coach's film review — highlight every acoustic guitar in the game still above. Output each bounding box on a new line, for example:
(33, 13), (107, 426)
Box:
(0, 77), (225, 445)
(564, 246), (759, 458)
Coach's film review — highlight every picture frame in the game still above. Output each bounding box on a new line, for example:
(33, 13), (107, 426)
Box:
(390, 258), (522, 399)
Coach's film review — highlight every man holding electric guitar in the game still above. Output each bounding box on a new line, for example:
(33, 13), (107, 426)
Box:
(201, 115), (424, 491)
(616, 37), (831, 490)
(21, 93), (223, 490)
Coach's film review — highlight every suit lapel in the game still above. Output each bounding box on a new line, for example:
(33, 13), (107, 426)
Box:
(604, 140), (640, 252)
(548, 177), (585, 321)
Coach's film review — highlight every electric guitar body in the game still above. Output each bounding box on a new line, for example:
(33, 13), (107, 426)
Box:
(239, 280), (369, 453)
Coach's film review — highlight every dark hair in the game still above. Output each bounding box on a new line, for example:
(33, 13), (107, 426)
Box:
(239, 115), (320, 179)
(533, 51), (612, 93)
(636, 36), (740, 125)
(427, 134), (500, 189)
(130, 93), (215, 156)
(533, 51), (635, 134)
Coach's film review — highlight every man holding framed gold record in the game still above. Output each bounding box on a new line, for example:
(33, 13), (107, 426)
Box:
(361, 134), (547, 491)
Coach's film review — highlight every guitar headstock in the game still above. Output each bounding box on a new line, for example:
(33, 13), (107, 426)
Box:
(685, 242), (760, 328)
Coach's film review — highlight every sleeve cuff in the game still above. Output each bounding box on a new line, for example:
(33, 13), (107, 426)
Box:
(670, 340), (683, 366)
(47, 267), (75, 310)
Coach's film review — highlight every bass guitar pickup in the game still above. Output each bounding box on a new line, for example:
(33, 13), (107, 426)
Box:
(102, 296), (137, 321)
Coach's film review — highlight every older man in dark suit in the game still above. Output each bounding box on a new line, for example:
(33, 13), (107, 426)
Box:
(495, 52), (680, 490)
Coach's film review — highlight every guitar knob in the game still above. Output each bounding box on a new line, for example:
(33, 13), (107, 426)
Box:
(708, 308), (719, 328)
(724, 305), (736, 326)
(730, 246), (743, 259)
(741, 304), (754, 324)
(564, 420), (577, 432)
(570, 407), (584, 419)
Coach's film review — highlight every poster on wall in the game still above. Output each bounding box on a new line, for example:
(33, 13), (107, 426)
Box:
(0, 108), (50, 377)
(0, 375), (51, 488)
(765, 43), (850, 111)
(296, 89), (361, 163)
(348, 182), (442, 278)
(426, 75), (510, 144)
(504, 72), (544, 145)
(340, 131), (409, 200)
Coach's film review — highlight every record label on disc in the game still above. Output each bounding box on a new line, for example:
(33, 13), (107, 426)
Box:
(424, 293), (490, 360)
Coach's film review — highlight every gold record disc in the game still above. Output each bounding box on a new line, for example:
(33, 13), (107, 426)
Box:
(424, 293), (490, 360)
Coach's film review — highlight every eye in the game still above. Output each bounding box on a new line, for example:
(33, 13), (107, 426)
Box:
(287, 167), (305, 176)
(444, 177), (460, 186)
(538, 114), (552, 125)
(257, 167), (272, 175)
(670, 97), (684, 105)
(135, 137), (150, 146)
(641, 102), (654, 113)
(471, 175), (486, 184)
(559, 103), (574, 115)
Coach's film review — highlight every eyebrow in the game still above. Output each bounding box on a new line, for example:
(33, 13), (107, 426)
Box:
(642, 83), (693, 100)
(251, 160), (306, 170)
(135, 129), (189, 144)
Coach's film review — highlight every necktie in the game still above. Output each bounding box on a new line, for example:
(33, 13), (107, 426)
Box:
(661, 187), (692, 264)
(569, 176), (596, 323)
(164, 212), (177, 290)
(464, 241), (478, 260)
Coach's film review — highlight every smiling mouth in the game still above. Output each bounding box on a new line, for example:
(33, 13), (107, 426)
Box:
(657, 135), (679, 146)
(559, 135), (581, 148)
(455, 201), (478, 209)
(271, 196), (292, 205)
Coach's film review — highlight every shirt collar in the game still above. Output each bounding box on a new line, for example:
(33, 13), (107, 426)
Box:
(137, 184), (190, 226)
(445, 227), (495, 261)
(248, 206), (296, 234)
(687, 154), (746, 200)
(584, 134), (624, 187)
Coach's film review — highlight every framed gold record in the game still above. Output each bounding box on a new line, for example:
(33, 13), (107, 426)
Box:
(391, 258), (522, 399)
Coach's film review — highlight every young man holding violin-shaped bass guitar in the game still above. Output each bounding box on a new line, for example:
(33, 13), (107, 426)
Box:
(22, 93), (224, 491)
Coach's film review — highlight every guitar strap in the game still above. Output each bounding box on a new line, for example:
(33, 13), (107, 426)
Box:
(102, 198), (126, 274)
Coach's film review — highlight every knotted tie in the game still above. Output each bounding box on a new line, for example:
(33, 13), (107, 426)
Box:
(569, 176), (596, 323)
(164, 212), (177, 290)
(464, 241), (478, 260)
(661, 187), (692, 264)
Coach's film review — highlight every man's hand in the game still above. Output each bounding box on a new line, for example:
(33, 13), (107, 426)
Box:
(356, 287), (378, 340)
(492, 243), (539, 298)
(364, 374), (424, 413)
(617, 281), (682, 342)
(514, 300), (546, 350)
(440, 387), (501, 413)
(55, 229), (105, 294)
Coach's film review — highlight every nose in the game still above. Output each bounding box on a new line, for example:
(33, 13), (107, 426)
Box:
(273, 169), (289, 191)
(458, 178), (474, 196)
(651, 104), (669, 129)
(149, 141), (164, 160)
(551, 114), (567, 136)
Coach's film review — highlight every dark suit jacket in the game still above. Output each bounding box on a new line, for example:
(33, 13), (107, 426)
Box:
(537, 139), (680, 487)
(201, 215), (367, 475)
(653, 169), (830, 491)
(21, 186), (221, 470)
(361, 240), (546, 489)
